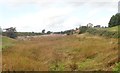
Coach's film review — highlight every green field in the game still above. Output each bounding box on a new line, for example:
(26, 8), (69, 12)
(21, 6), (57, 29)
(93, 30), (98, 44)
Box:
(106, 25), (120, 32)
(95, 25), (120, 32)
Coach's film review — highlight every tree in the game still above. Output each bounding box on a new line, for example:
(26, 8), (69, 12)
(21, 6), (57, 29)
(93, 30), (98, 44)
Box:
(47, 31), (52, 34)
(4, 27), (17, 39)
(42, 29), (45, 34)
(109, 13), (120, 27)
(87, 23), (93, 28)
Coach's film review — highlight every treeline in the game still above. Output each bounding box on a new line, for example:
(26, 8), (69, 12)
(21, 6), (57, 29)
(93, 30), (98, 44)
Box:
(2, 13), (120, 39)
(54, 29), (74, 35)
(2, 27), (53, 39)
(2, 31), (50, 37)
(2, 26), (119, 39)
(17, 32), (42, 36)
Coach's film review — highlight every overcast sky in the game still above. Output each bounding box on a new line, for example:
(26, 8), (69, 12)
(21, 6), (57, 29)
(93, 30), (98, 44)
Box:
(0, 0), (119, 32)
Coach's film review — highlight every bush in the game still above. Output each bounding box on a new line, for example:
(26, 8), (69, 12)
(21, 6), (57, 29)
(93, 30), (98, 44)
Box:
(86, 28), (98, 35)
(79, 26), (88, 34)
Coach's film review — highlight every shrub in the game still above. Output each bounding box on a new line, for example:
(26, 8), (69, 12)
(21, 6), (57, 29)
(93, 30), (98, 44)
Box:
(79, 26), (88, 34)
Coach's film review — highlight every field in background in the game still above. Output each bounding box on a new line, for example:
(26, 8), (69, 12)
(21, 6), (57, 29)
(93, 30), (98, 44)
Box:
(2, 33), (118, 71)
(106, 25), (119, 32)
(95, 25), (119, 32)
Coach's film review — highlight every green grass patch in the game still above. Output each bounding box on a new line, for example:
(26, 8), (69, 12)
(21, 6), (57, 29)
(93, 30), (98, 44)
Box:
(106, 25), (119, 32)
(113, 62), (120, 73)
(94, 25), (119, 32)
(86, 28), (119, 38)
(49, 62), (65, 71)
(2, 36), (16, 50)
(78, 59), (97, 70)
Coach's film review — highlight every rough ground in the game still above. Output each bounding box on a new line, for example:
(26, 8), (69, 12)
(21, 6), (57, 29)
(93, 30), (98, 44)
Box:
(2, 34), (118, 71)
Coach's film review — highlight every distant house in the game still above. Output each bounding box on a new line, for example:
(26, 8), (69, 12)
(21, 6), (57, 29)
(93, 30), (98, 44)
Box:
(75, 29), (80, 34)
(94, 25), (101, 28)
(72, 28), (79, 34)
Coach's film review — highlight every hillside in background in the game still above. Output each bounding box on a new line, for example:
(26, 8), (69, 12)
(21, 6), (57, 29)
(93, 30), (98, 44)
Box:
(106, 25), (119, 32)
(94, 25), (119, 32)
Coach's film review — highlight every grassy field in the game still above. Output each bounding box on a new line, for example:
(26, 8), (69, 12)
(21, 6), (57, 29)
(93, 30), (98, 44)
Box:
(106, 25), (119, 32)
(95, 25), (120, 32)
(2, 37), (16, 50)
(2, 33), (118, 71)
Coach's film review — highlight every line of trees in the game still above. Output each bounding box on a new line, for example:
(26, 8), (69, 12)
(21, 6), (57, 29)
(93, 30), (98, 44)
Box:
(2, 28), (54, 39)
(2, 13), (120, 39)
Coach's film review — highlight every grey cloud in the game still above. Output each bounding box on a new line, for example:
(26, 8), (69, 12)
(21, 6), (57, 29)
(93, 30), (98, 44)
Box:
(66, 1), (117, 8)
(47, 16), (68, 28)
(90, 2), (117, 8)
(2, 0), (118, 8)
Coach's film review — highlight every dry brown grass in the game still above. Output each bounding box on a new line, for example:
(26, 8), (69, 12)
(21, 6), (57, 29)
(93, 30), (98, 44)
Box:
(2, 34), (118, 71)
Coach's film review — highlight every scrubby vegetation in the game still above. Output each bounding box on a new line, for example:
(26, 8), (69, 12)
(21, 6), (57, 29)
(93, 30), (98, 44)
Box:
(78, 25), (119, 38)
(2, 34), (118, 71)
(79, 26), (88, 34)
(86, 28), (119, 38)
